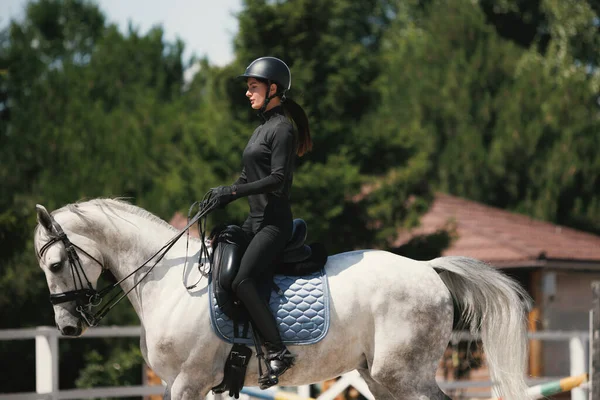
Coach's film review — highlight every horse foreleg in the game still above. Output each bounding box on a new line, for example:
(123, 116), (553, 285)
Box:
(357, 368), (395, 400)
(169, 372), (212, 400)
(163, 385), (171, 400)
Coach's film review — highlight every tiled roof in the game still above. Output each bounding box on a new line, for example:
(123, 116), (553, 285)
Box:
(169, 212), (200, 238)
(394, 193), (600, 265)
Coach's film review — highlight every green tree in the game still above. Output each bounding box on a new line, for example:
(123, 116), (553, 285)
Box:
(75, 344), (144, 399)
(233, 0), (397, 160)
(366, 0), (600, 233)
(0, 0), (208, 392)
(223, 0), (415, 249)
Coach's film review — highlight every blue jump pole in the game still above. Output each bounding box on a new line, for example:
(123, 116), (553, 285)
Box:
(240, 387), (277, 399)
(240, 387), (314, 400)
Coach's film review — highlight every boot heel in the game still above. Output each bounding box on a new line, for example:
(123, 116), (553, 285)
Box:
(266, 347), (296, 375)
(258, 344), (295, 389)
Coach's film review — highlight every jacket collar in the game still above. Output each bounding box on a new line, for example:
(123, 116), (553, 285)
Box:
(260, 105), (284, 122)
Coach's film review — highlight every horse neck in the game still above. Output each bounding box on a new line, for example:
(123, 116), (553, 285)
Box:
(75, 203), (205, 316)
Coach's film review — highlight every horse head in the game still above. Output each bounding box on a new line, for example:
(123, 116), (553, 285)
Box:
(34, 204), (105, 337)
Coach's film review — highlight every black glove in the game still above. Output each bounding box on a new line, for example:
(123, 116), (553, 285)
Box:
(211, 185), (237, 208)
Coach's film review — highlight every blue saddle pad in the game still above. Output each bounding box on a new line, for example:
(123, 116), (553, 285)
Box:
(209, 270), (330, 345)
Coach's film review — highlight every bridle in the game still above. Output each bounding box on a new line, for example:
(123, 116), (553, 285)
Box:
(38, 194), (218, 327)
(38, 222), (104, 317)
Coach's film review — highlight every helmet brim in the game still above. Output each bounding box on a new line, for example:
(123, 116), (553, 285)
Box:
(238, 74), (289, 95)
(238, 73), (269, 81)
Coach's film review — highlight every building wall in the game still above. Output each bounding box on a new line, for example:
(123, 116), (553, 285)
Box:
(541, 270), (600, 376)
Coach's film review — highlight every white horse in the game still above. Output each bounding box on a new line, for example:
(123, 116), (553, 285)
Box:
(33, 198), (531, 400)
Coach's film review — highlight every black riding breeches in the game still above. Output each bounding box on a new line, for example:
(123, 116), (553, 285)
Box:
(232, 216), (292, 291)
(231, 204), (292, 345)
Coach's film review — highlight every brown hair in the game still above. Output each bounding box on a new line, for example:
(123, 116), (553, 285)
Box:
(282, 97), (312, 157)
(258, 78), (313, 157)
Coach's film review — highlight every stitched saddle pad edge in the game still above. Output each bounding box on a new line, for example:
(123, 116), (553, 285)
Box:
(208, 269), (330, 346)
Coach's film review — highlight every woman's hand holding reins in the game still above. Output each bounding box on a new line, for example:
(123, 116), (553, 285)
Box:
(210, 185), (237, 208)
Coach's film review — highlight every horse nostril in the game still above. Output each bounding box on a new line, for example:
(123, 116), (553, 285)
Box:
(62, 325), (79, 336)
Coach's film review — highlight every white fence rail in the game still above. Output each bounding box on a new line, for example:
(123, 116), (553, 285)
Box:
(0, 326), (592, 399)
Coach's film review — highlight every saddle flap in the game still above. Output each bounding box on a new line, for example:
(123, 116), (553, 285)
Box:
(212, 225), (251, 321)
(214, 225), (248, 291)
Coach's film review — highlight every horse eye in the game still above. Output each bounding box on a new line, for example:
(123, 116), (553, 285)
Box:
(49, 262), (62, 272)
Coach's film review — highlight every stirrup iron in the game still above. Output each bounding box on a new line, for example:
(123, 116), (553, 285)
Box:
(259, 346), (295, 389)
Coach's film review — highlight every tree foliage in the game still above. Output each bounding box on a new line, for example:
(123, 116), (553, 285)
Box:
(366, 0), (600, 230)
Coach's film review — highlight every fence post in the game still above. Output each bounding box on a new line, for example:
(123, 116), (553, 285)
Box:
(36, 327), (59, 400)
(592, 282), (600, 400)
(590, 310), (594, 400)
(297, 385), (311, 397)
(569, 336), (587, 400)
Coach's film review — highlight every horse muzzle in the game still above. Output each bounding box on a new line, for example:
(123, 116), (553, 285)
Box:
(59, 321), (83, 337)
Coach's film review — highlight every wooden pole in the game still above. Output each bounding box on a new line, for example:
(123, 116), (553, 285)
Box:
(528, 270), (543, 376)
(144, 366), (163, 400)
(321, 379), (345, 400)
(592, 281), (600, 400)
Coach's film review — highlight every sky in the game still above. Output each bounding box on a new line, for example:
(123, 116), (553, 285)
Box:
(0, 0), (242, 66)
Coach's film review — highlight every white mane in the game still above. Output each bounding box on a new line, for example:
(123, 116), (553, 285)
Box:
(34, 198), (191, 255)
(56, 198), (180, 234)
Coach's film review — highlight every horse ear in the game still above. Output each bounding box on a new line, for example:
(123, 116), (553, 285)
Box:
(36, 204), (54, 232)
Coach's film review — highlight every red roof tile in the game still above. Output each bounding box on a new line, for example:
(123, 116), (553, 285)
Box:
(394, 193), (600, 265)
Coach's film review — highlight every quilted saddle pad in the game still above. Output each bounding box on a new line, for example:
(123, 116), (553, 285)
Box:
(209, 270), (330, 345)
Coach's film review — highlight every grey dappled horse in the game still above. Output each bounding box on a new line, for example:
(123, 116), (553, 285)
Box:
(34, 199), (531, 399)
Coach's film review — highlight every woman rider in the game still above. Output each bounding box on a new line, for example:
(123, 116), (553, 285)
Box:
(209, 56), (312, 385)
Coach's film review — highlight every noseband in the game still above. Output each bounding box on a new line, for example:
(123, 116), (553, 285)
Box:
(38, 195), (218, 327)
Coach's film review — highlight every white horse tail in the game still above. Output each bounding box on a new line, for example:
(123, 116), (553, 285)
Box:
(428, 256), (532, 400)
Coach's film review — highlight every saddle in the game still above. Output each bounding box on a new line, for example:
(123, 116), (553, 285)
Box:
(210, 219), (327, 397)
(211, 219), (325, 321)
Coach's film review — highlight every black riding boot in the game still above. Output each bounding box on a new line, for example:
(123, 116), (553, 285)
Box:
(235, 279), (295, 385)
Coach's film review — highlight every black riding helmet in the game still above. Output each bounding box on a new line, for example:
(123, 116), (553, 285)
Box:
(239, 56), (291, 113)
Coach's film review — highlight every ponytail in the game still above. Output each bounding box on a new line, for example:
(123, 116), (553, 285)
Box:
(283, 98), (312, 157)
(256, 78), (312, 156)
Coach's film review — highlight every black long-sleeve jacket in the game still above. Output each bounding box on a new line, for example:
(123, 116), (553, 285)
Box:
(233, 106), (296, 219)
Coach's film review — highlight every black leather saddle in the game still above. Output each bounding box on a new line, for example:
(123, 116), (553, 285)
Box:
(211, 218), (326, 321)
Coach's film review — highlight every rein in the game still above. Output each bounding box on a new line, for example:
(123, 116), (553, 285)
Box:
(38, 194), (218, 327)
(182, 199), (213, 290)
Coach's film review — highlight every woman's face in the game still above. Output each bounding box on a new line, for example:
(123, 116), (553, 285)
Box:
(246, 78), (272, 110)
